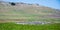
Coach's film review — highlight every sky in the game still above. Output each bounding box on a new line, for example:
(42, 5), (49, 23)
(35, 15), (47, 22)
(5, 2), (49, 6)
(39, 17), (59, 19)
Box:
(1, 0), (60, 9)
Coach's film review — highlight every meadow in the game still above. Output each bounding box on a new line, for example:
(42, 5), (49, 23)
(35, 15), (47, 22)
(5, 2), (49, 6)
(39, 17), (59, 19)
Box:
(0, 23), (60, 30)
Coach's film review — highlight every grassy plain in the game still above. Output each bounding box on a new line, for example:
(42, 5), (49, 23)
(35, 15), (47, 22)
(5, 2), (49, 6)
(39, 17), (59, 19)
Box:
(0, 23), (60, 30)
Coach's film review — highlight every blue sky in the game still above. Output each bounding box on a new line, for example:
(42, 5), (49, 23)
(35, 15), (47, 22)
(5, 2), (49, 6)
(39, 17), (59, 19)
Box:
(2, 0), (60, 9)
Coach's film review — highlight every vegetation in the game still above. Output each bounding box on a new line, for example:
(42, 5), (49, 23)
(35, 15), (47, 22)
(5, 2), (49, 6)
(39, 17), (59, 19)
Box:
(0, 23), (60, 30)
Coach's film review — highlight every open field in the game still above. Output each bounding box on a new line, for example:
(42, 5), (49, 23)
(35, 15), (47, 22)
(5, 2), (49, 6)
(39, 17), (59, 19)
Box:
(0, 23), (60, 30)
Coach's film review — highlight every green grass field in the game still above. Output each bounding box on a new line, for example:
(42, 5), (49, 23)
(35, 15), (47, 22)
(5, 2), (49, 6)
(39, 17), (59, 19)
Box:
(0, 23), (60, 30)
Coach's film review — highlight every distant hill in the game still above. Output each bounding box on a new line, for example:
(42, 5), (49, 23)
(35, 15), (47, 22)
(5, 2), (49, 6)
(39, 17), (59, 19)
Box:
(0, 1), (60, 22)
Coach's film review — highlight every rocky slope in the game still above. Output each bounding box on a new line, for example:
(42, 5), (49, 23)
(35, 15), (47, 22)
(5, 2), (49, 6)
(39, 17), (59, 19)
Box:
(0, 1), (60, 23)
